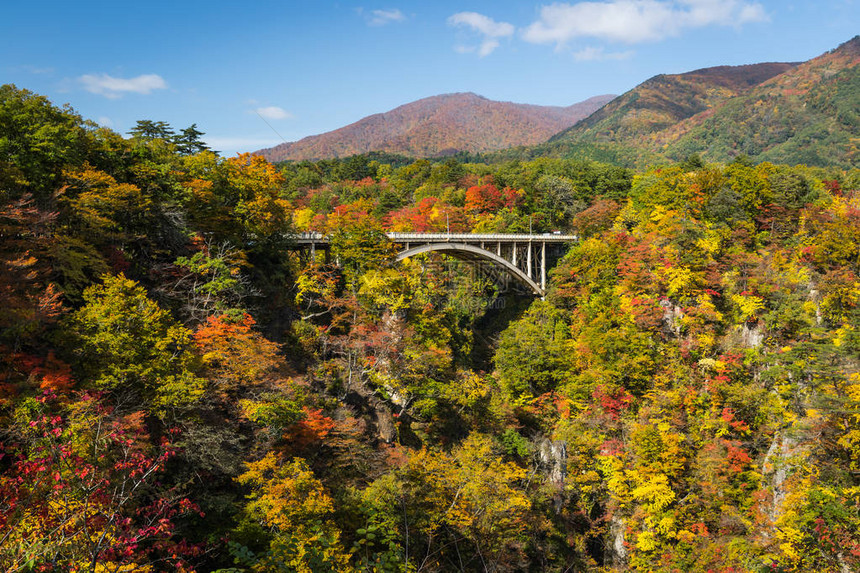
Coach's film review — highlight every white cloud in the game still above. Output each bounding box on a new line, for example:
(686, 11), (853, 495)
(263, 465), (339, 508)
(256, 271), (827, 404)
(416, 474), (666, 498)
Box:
(96, 116), (113, 127)
(448, 12), (515, 56)
(79, 73), (167, 98)
(477, 39), (502, 57)
(449, 12), (515, 37)
(367, 8), (406, 26)
(254, 106), (292, 120)
(573, 46), (634, 61)
(737, 3), (768, 23)
(523, 0), (769, 47)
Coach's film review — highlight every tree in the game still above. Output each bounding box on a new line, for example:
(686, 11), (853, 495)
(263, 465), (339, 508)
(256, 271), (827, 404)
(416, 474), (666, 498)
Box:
(128, 119), (175, 141)
(232, 453), (351, 572)
(571, 199), (621, 237)
(495, 301), (571, 400)
(0, 194), (63, 350)
(167, 240), (254, 323)
(182, 152), (292, 243)
(465, 182), (504, 214)
(0, 84), (90, 200)
(363, 434), (531, 571)
(64, 274), (204, 416)
(537, 174), (586, 228)
(326, 202), (396, 290)
(194, 313), (281, 395)
(174, 123), (210, 155)
(0, 392), (202, 571)
(62, 164), (155, 246)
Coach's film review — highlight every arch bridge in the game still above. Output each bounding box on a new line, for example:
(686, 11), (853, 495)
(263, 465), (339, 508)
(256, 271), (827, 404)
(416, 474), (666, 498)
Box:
(293, 232), (578, 297)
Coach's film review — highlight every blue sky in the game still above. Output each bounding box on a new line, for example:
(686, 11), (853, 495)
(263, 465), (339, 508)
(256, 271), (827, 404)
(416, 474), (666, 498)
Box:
(3, 1), (857, 155)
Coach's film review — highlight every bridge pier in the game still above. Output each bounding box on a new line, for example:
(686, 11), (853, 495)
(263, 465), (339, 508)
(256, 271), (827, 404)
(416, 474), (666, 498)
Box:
(526, 241), (532, 280)
(541, 241), (546, 291)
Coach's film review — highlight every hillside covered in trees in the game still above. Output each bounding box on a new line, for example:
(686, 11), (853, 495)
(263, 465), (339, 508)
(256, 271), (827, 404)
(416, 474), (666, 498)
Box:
(2, 84), (860, 573)
(255, 93), (616, 162)
(547, 62), (798, 154)
(497, 35), (859, 170)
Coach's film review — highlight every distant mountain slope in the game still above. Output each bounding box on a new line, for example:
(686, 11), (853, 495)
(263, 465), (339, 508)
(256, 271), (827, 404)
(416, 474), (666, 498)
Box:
(530, 36), (859, 169)
(548, 62), (799, 147)
(660, 35), (860, 167)
(254, 93), (615, 162)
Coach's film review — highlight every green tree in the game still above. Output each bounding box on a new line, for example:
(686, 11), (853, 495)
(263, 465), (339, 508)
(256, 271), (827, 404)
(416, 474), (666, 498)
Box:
(174, 123), (211, 155)
(128, 119), (175, 141)
(64, 274), (204, 415)
(495, 300), (571, 400)
(0, 84), (91, 200)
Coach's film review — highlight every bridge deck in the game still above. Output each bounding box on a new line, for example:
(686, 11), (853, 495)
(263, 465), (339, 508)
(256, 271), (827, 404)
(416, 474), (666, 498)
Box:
(293, 232), (578, 244)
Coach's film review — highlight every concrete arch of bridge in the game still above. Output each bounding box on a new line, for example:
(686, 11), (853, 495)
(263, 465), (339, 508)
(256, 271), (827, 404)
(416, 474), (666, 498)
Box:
(395, 243), (543, 296)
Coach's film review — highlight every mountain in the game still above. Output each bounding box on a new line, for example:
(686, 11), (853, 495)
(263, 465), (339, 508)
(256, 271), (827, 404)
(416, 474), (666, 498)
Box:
(539, 62), (799, 166)
(254, 92), (616, 162)
(550, 62), (799, 144)
(659, 35), (860, 167)
(534, 36), (859, 168)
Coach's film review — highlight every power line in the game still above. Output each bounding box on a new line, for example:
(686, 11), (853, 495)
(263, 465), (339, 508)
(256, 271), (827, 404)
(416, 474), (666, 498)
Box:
(254, 110), (289, 145)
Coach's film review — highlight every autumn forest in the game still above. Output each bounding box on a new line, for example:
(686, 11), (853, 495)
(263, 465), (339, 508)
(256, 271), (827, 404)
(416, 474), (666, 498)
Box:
(2, 74), (860, 573)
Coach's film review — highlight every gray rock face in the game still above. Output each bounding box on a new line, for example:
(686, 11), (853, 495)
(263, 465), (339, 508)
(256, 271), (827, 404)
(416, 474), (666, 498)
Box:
(740, 322), (764, 348)
(375, 405), (397, 443)
(538, 439), (567, 485)
(609, 515), (628, 568)
(659, 299), (684, 337)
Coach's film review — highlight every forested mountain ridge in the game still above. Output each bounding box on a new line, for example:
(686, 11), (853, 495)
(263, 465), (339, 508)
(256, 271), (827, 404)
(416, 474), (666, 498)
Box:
(501, 35), (859, 168)
(254, 92), (615, 161)
(659, 35), (860, 166)
(2, 38), (860, 572)
(549, 61), (799, 144)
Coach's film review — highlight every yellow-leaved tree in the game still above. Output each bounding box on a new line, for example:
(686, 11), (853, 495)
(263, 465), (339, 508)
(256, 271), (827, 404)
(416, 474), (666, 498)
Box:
(362, 434), (531, 571)
(233, 453), (351, 572)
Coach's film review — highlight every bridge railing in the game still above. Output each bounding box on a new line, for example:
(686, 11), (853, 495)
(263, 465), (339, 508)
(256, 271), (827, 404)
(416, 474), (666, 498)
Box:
(293, 232), (578, 243)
